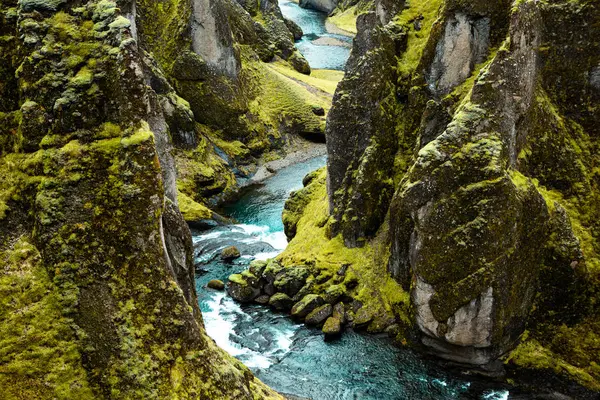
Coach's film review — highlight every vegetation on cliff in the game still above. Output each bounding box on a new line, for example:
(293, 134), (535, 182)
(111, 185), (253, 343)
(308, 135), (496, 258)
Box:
(236, 0), (600, 394)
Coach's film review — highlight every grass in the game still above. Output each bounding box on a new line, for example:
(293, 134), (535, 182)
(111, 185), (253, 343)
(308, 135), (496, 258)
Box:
(327, 6), (359, 35)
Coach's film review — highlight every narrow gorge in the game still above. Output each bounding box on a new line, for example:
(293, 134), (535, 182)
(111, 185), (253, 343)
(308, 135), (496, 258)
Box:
(0, 0), (598, 399)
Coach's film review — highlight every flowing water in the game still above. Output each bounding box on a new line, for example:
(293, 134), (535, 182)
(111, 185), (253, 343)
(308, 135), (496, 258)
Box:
(193, 157), (520, 399)
(191, 5), (532, 400)
(278, 0), (352, 70)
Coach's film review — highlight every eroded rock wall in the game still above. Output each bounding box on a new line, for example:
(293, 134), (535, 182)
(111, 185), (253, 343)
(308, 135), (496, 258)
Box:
(0, 0), (281, 398)
(320, 0), (599, 390)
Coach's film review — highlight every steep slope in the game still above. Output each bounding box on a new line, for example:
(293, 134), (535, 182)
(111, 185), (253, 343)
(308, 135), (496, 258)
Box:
(233, 0), (600, 394)
(0, 0), (286, 397)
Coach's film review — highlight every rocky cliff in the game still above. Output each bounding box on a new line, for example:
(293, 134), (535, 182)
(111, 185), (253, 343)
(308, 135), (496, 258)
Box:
(232, 0), (600, 394)
(0, 0), (327, 396)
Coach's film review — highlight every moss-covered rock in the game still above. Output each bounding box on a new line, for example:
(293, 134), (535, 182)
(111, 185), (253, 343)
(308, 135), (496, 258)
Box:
(0, 0), (281, 397)
(291, 294), (325, 319)
(268, 292), (294, 310)
(305, 304), (333, 326)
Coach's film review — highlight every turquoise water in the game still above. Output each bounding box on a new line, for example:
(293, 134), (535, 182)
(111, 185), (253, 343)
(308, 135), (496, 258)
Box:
(279, 0), (352, 70)
(192, 157), (524, 399)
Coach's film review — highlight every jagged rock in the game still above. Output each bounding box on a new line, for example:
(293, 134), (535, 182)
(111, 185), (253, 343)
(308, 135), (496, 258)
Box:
(291, 294), (325, 319)
(207, 279), (225, 290)
(305, 304), (333, 325)
(353, 307), (373, 329)
(333, 302), (346, 325)
(289, 50), (311, 75)
(284, 17), (303, 40)
(268, 292), (294, 310)
(221, 246), (241, 261)
(323, 284), (345, 304)
(299, 0), (337, 14)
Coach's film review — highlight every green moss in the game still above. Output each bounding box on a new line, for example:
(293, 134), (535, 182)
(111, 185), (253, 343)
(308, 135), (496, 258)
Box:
(507, 337), (600, 392)
(177, 190), (212, 221)
(278, 169), (410, 330)
(327, 6), (359, 34)
(0, 238), (94, 399)
(395, 0), (444, 77)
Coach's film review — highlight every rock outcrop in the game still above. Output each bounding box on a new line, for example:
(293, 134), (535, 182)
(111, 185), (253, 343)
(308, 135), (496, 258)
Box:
(266, 0), (600, 394)
(0, 0), (292, 397)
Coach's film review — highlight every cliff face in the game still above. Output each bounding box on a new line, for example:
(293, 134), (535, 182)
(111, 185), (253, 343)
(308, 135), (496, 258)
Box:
(0, 0), (295, 397)
(279, 0), (599, 392)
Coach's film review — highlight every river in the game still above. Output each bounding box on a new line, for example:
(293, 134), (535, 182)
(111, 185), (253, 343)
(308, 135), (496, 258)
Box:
(192, 4), (520, 400)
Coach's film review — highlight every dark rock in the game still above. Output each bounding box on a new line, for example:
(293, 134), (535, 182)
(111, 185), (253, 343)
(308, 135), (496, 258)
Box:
(207, 279), (225, 290)
(311, 105), (325, 116)
(220, 246), (241, 261)
(273, 267), (310, 297)
(227, 274), (260, 302)
(289, 50), (311, 75)
(305, 304), (333, 325)
(333, 302), (346, 325)
(284, 17), (303, 40)
(268, 292), (294, 310)
(353, 307), (373, 329)
(254, 295), (270, 305)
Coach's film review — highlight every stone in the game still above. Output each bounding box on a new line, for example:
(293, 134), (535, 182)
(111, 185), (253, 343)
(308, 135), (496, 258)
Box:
(291, 294), (324, 319)
(268, 292), (294, 310)
(353, 307), (373, 329)
(323, 284), (345, 304)
(254, 295), (270, 305)
(207, 279), (225, 290)
(311, 105), (325, 116)
(220, 246), (241, 261)
(227, 274), (260, 302)
(289, 50), (311, 75)
(322, 316), (342, 339)
(284, 17), (303, 41)
(333, 302), (346, 325)
(273, 267), (310, 297)
(305, 304), (333, 326)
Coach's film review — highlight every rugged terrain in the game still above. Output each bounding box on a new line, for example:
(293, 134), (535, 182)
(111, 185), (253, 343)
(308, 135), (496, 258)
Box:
(0, 0), (337, 397)
(231, 0), (600, 396)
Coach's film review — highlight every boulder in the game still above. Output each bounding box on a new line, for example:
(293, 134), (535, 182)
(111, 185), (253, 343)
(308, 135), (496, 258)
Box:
(268, 292), (294, 310)
(274, 266), (310, 297)
(305, 304), (333, 326)
(291, 294), (324, 319)
(322, 316), (342, 339)
(333, 302), (346, 325)
(220, 246), (241, 261)
(227, 274), (260, 302)
(311, 105), (325, 116)
(353, 307), (373, 329)
(254, 295), (270, 305)
(289, 51), (311, 75)
(207, 279), (225, 290)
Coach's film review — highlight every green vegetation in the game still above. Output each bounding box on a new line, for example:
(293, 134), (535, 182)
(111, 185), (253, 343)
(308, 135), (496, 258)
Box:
(327, 6), (359, 34)
(278, 169), (411, 332)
